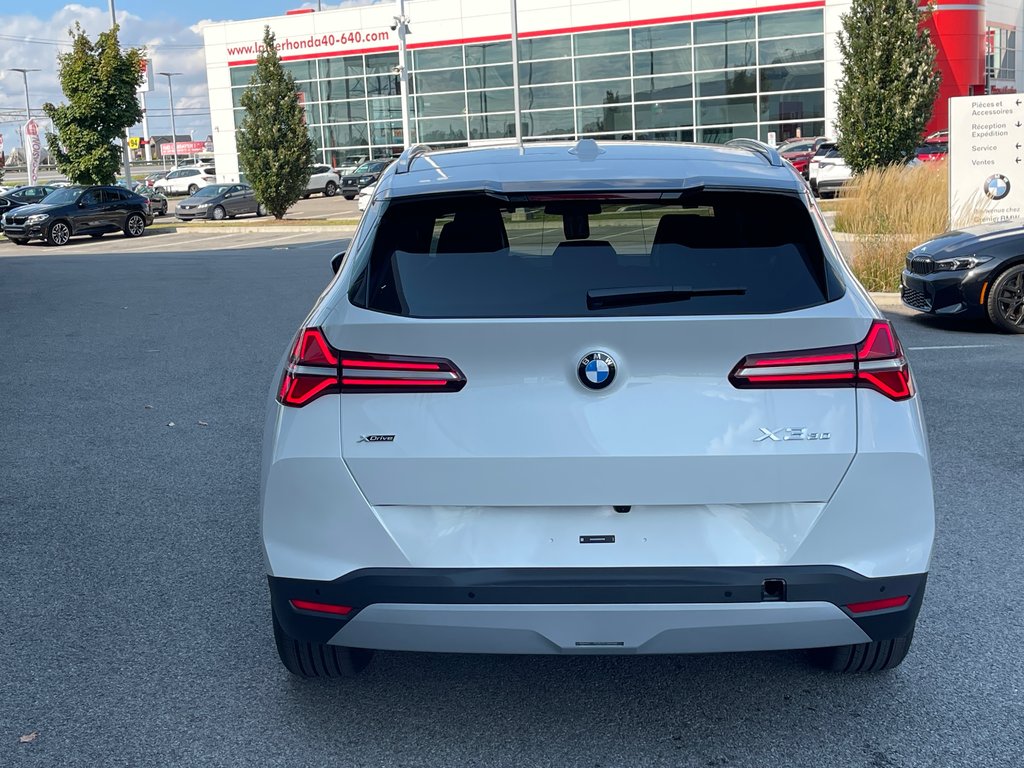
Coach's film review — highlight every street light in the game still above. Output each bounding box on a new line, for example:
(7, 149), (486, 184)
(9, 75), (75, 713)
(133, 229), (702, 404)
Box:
(158, 72), (182, 167)
(108, 0), (133, 182)
(9, 68), (40, 183)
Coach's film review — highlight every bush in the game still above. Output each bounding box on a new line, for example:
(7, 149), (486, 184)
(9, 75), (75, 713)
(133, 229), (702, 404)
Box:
(833, 162), (950, 292)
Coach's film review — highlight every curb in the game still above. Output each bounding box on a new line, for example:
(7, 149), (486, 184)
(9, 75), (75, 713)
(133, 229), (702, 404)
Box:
(151, 223), (358, 234)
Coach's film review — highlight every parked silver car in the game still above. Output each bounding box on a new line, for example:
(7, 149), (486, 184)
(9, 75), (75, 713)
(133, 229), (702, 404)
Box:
(176, 183), (265, 221)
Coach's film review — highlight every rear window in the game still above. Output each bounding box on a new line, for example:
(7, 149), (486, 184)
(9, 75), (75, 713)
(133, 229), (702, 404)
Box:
(349, 192), (844, 318)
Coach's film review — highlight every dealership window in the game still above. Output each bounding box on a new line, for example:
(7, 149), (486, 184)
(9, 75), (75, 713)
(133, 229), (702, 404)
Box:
(633, 23), (691, 50)
(521, 83), (574, 110)
(325, 123), (368, 147)
(470, 113), (515, 139)
(366, 75), (401, 97)
(368, 96), (402, 121)
(758, 36), (824, 66)
(413, 68), (466, 94)
(282, 61), (317, 82)
(230, 65), (256, 88)
(694, 17), (755, 45)
(699, 124), (757, 143)
(574, 29), (629, 56)
(321, 77), (367, 101)
(466, 64), (513, 90)
(323, 100), (368, 123)
(575, 54), (631, 81)
(759, 64), (824, 93)
(760, 91), (825, 122)
(576, 79), (630, 107)
(759, 120), (825, 143)
(321, 56), (363, 78)
(695, 42), (756, 71)
(416, 116), (468, 143)
(634, 73), (694, 102)
(365, 53), (399, 75)
(987, 27), (1017, 81)
(633, 48), (692, 76)
(414, 45), (464, 71)
(698, 95), (757, 126)
(695, 69), (756, 98)
(524, 108), (575, 136)
(758, 10), (823, 38)
(519, 59), (574, 86)
(577, 105), (632, 133)
(518, 35), (572, 61)
(415, 91), (467, 118)
(466, 41), (512, 66)
(467, 88), (515, 114)
(635, 100), (694, 130)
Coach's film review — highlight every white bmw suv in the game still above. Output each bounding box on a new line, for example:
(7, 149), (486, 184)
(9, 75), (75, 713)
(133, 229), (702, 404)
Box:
(262, 139), (934, 678)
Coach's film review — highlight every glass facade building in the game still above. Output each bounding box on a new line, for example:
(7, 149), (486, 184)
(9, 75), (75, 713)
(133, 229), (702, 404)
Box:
(221, 6), (826, 167)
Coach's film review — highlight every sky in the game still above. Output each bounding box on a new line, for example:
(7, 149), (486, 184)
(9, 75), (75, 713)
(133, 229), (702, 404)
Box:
(0, 2), (365, 166)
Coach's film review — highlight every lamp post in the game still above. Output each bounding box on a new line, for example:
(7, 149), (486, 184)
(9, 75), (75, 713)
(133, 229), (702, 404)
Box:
(108, 0), (133, 183)
(394, 0), (411, 150)
(158, 72), (181, 167)
(9, 68), (40, 183)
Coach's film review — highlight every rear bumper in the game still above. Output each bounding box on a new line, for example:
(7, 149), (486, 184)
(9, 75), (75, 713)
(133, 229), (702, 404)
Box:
(270, 567), (926, 654)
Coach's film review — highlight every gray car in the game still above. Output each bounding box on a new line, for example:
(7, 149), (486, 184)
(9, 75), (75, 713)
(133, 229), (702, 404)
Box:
(176, 183), (265, 221)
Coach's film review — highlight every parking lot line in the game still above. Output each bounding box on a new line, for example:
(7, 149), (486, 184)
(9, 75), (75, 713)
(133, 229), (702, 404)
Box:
(907, 344), (998, 350)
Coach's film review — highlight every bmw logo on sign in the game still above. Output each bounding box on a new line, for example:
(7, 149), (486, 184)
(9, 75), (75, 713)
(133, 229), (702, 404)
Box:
(984, 174), (1011, 201)
(578, 351), (617, 390)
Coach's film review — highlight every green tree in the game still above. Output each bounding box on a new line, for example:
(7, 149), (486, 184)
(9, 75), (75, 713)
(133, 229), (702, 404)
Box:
(236, 27), (314, 219)
(835, 0), (941, 173)
(43, 23), (143, 185)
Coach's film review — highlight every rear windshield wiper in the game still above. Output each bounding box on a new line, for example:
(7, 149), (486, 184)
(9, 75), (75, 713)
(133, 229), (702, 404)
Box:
(586, 285), (747, 310)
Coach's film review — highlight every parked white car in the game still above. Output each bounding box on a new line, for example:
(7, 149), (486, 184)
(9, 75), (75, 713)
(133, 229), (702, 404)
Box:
(263, 139), (934, 680)
(807, 142), (852, 198)
(356, 182), (375, 212)
(304, 164), (342, 198)
(154, 166), (216, 196)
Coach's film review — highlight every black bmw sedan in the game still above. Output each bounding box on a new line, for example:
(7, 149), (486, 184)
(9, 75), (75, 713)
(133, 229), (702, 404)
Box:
(902, 223), (1024, 333)
(2, 185), (153, 246)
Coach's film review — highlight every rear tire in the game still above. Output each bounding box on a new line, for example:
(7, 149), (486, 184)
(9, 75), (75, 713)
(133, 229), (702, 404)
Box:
(809, 633), (914, 673)
(343, 194), (355, 200)
(9, 238), (28, 245)
(272, 608), (374, 679)
(187, 184), (199, 196)
(986, 264), (1024, 333)
(324, 181), (338, 197)
(124, 213), (146, 238)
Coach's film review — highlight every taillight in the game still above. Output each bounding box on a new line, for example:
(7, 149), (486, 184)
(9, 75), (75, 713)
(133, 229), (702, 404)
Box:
(729, 320), (913, 401)
(277, 327), (466, 407)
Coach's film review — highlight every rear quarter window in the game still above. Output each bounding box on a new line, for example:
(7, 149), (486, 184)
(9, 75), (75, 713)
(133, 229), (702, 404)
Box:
(349, 191), (845, 318)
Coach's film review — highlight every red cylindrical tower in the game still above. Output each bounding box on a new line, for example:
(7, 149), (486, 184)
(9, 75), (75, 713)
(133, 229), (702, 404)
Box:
(921, 1), (986, 133)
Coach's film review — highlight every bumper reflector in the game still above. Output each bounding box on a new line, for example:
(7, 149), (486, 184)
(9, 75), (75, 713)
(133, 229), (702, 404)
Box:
(845, 595), (910, 614)
(289, 599), (353, 615)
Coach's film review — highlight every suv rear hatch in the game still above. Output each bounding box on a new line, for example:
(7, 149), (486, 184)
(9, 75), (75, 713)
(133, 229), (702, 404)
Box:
(320, 190), (868, 508)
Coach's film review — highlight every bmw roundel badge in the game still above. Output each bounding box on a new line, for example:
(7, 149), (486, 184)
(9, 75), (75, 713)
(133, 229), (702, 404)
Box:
(578, 351), (616, 390)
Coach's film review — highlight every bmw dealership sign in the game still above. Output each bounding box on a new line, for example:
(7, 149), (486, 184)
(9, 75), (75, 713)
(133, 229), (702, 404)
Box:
(949, 93), (1024, 226)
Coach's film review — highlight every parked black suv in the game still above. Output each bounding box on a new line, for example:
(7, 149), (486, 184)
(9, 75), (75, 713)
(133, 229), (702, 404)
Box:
(340, 160), (392, 199)
(2, 185), (153, 246)
(0, 185), (58, 231)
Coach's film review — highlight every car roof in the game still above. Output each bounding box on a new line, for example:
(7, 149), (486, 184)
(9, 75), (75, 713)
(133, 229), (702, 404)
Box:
(381, 140), (804, 199)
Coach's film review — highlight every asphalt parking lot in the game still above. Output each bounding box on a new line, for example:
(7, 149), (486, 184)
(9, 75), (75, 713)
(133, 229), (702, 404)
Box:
(2, 237), (1023, 767)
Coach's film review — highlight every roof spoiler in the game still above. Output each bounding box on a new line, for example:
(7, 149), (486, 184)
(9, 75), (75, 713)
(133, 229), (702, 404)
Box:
(725, 138), (783, 168)
(394, 144), (433, 175)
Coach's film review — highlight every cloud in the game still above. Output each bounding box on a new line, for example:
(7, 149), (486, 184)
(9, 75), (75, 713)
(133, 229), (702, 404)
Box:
(0, 3), (211, 164)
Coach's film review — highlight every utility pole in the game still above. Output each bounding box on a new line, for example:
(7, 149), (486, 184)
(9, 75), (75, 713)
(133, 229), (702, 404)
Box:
(158, 72), (181, 167)
(10, 68), (40, 183)
(510, 0), (522, 145)
(109, 0), (133, 182)
(394, 0), (411, 150)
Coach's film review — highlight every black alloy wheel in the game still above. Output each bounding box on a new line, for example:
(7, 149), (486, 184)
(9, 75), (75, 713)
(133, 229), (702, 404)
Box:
(987, 265), (1024, 333)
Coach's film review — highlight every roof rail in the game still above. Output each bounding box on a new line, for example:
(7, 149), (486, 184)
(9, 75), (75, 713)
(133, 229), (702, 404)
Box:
(394, 144), (433, 174)
(725, 138), (783, 167)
